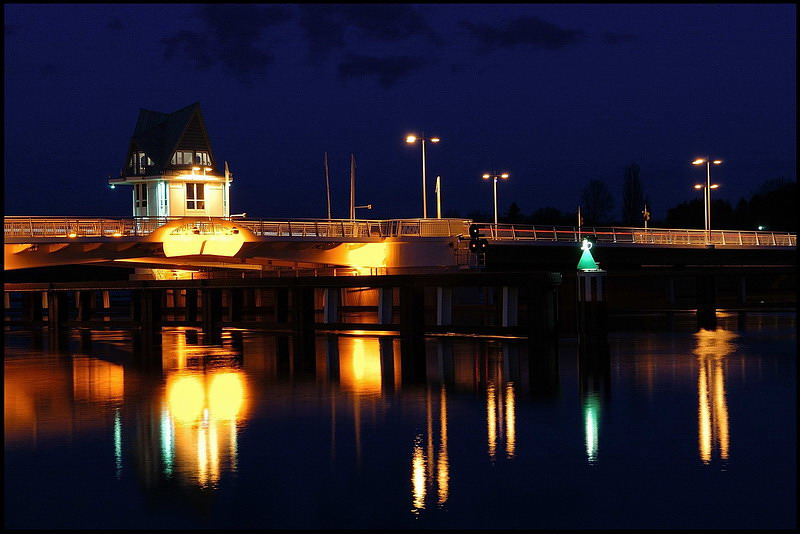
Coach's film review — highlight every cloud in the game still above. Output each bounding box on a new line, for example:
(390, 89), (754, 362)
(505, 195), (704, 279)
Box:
(298, 5), (441, 60)
(602, 32), (637, 45)
(338, 54), (426, 88)
(461, 15), (585, 51)
(160, 4), (293, 83)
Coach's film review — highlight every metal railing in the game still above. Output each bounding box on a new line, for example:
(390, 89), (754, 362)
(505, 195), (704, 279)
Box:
(475, 223), (796, 248)
(4, 216), (796, 248)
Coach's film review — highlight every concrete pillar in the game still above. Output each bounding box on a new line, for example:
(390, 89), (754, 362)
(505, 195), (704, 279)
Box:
(696, 273), (717, 330)
(23, 292), (44, 323)
(185, 288), (198, 322)
(399, 283), (426, 382)
(738, 275), (747, 306)
(47, 291), (68, 330)
(291, 286), (316, 364)
(76, 290), (94, 322)
(502, 286), (519, 327)
(436, 286), (453, 326)
(137, 289), (163, 331)
(227, 288), (244, 322)
(201, 288), (222, 332)
(576, 270), (608, 350)
(322, 287), (339, 324)
(377, 287), (393, 325)
(276, 287), (290, 323)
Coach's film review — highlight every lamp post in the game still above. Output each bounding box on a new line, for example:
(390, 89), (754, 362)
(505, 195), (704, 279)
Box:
(692, 157), (722, 241)
(406, 134), (440, 218)
(482, 172), (509, 226)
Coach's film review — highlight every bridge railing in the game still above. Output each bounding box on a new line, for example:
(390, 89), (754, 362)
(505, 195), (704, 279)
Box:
(5, 216), (795, 247)
(476, 223), (796, 247)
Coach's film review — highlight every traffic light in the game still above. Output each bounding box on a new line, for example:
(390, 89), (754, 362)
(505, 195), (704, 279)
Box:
(468, 224), (488, 253)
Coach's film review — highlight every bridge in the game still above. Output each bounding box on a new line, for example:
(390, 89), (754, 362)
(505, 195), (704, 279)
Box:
(4, 216), (796, 273)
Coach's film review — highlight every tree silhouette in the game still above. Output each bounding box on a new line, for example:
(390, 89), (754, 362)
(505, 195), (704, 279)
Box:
(621, 163), (644, 225)
(580, 179), (614, 225)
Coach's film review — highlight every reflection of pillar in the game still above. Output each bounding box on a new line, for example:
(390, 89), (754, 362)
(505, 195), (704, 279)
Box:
(379, 337), (395, 392)
(325, 334), (340, 382)
(528, 340), (560, 399)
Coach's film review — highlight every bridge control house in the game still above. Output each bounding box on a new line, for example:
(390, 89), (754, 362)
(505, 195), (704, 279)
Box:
(108, 102), (232, 218)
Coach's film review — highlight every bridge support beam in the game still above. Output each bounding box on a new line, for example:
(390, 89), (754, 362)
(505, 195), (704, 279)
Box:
(323, 287), (339, 324)
(47, 291), (68, 329)
(76, 290), (94, 322)
(436, 286), (453, 326)
(576, 270), (608, 351)
(378, 287), (393, 325)
(201, 288), (222, 333)
(502, 286), (518, 327)
(399, 283), (426, 382)
(696, 274), (717, 330)
(23, 292), (44, 323)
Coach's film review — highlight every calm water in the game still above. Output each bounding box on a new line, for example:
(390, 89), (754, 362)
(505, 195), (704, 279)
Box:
(4, 312), (796, 530)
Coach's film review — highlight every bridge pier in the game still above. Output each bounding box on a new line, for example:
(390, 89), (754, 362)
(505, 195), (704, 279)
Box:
(323, 287), (340, 324)
(399, 283), (426, 382)
(436, 286), (453, 326)
(378, 287), (393, 325)
(696, 274), (717, 330)
(576, 270), (608, 351)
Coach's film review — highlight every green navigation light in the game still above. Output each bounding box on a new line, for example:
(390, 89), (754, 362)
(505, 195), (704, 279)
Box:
(577, 238), (599, 270)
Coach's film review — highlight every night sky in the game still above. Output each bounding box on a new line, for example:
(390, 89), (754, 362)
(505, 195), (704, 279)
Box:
(4, 4), (796, 223)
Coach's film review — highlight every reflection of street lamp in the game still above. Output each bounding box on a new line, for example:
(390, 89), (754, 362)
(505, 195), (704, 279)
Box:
(406, 134), (440, 218)
(692, 157), (722, 239)
(482, 172), (509, 225)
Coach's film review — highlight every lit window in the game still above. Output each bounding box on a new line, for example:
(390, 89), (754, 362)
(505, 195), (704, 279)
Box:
(171, 150), (194, 165)
(186, 183), (205, 210)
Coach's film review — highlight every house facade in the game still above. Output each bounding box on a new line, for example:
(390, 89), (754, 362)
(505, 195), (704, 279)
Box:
(109, 102), (232, 218)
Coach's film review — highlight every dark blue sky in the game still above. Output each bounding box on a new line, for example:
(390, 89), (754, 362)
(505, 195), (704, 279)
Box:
(4, 4), (796, 222)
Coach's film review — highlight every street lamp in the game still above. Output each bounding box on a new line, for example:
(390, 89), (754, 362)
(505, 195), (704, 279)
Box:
(482, 172), (509, 225)
(692, 157), (722, 240)
(406, 133), (440, 218)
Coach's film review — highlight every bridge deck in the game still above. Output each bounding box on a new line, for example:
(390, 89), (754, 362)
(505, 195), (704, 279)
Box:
(4, 216), (796, 248)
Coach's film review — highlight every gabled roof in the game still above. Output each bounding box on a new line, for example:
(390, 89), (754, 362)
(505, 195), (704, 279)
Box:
(123, 102), (215, 172)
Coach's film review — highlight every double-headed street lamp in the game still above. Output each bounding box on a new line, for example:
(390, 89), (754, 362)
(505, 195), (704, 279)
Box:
(692, 157), (722, 240)
(406, 134), (440, 218)
(482, 171), (509, 225)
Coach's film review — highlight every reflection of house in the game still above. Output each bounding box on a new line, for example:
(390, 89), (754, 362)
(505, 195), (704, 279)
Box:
(108, 102), (231, 217)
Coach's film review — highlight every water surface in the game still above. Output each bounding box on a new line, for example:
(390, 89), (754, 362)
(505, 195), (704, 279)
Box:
(4, 312), (796, 529)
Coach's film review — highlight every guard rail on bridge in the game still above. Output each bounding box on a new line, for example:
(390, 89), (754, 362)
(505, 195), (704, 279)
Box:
(473, 223), (796, 248)
(3, 216), (796, 248)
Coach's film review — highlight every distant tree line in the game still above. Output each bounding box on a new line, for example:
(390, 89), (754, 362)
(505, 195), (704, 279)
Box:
(447, 170), (796, 232)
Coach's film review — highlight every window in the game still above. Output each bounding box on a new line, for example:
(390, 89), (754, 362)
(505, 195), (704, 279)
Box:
(131, 152), (154, 175)
(171, 150), (194, 165)
(196, 151), (212, 166)
(134, 183), (147, 209)
(186, 183), (205, 210)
